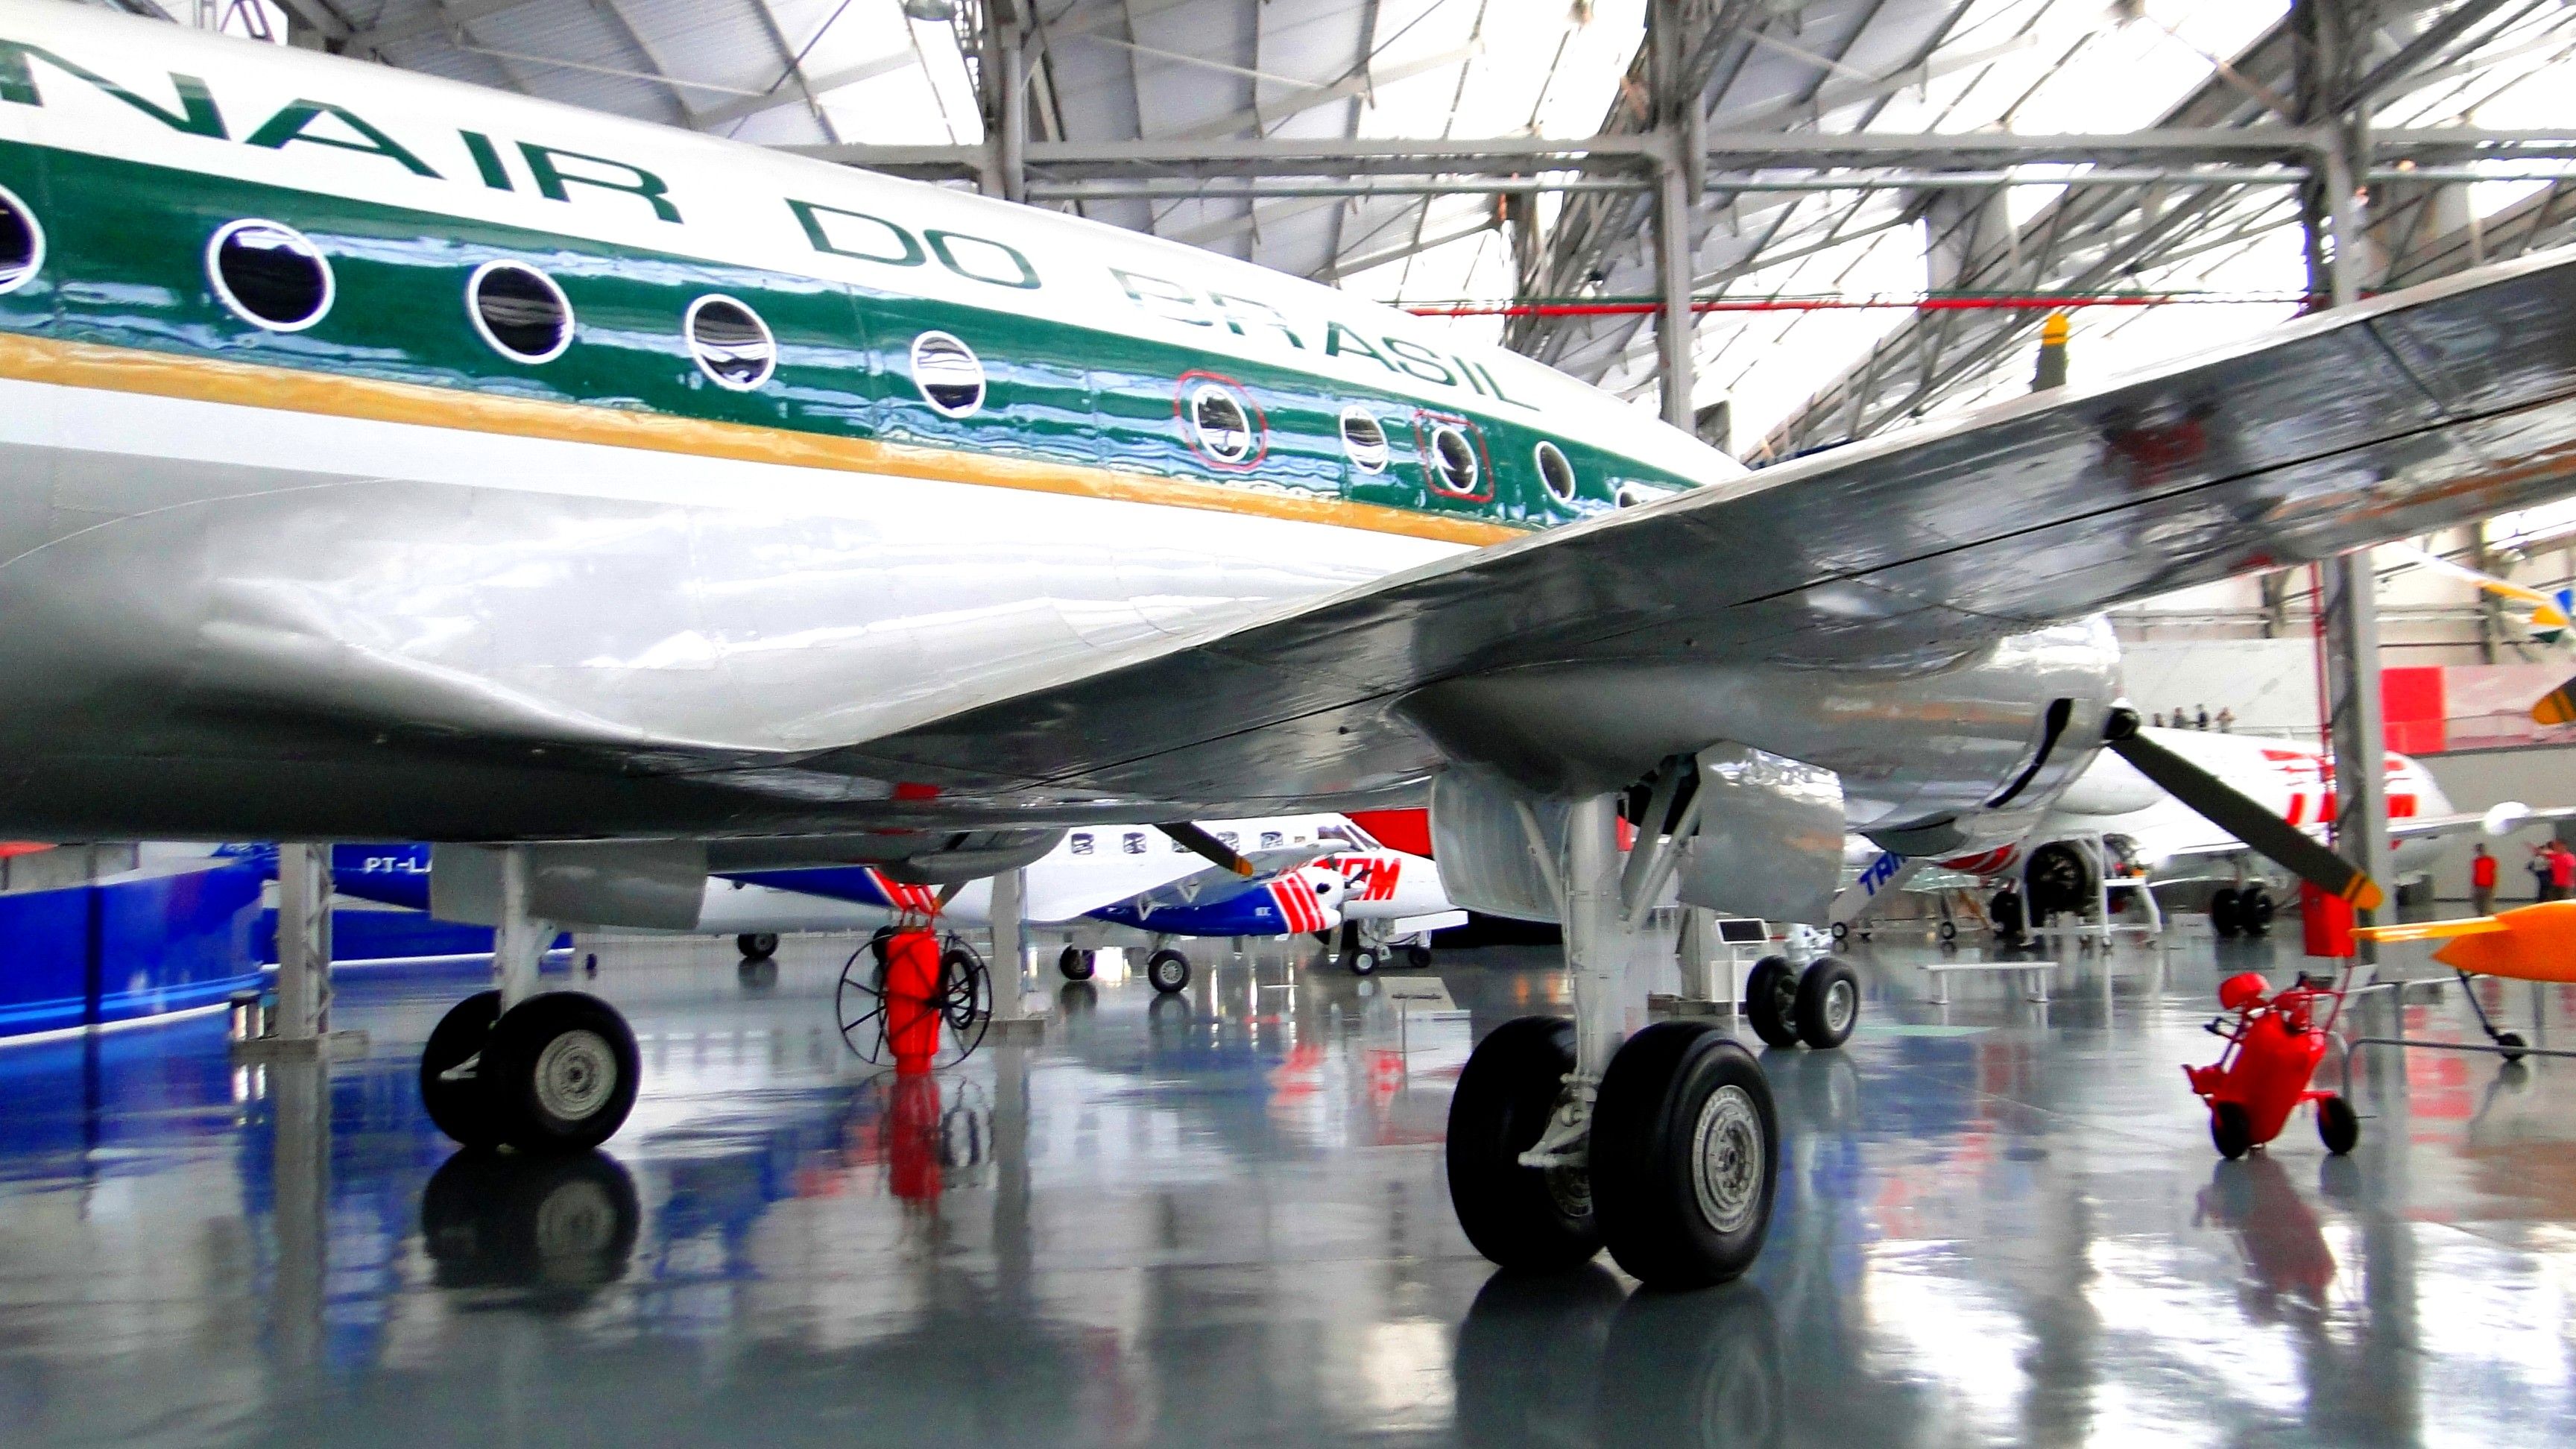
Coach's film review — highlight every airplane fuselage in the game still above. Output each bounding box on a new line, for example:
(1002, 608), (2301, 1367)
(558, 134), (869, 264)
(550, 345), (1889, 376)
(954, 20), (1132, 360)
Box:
(0, 5), (2107, 852)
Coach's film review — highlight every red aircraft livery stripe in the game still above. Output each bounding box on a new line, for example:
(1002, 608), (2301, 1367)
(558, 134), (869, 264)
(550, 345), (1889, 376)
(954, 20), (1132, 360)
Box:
(1269, 880), (1325, 933)
(866, 869), (942, 915)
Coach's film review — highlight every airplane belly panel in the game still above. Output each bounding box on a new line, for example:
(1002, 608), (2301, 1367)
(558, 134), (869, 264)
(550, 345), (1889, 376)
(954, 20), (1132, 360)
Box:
(0, 375), (1463, 777)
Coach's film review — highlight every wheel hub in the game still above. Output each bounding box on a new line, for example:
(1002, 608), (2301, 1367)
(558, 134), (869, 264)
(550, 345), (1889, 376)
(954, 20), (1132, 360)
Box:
(1823, 979), (1857, 1035)
(1690, 1084), (1764, 1235)
(534, 1029), (616, 1121)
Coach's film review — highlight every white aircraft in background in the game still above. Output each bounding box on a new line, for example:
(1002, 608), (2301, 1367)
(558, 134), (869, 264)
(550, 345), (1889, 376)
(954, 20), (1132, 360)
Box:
(1838, 727), (2567, 938)
(13, 6), (2576, 1292)
(299, 812), (1465, 991)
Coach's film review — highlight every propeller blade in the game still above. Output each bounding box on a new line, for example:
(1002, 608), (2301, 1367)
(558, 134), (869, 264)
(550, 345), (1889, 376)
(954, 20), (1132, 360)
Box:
(2101, 710), (2384, 912)
(2533, 674), (2576, 727)
(1156, 822), (1256, 877)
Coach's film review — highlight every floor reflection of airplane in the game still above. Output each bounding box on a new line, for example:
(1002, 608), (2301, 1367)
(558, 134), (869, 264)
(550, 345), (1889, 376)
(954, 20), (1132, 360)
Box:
(13, 7), (2576, 1292)
(1846, 728), (2567, 938)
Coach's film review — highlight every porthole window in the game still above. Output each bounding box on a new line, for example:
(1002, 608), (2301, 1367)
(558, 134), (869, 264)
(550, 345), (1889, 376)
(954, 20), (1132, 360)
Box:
(1339, 407), (1389, 474)
(911, 330), (985, 416)
(1121, 832), (1146, 855)
(1070, 834), (1093, 856)
(686, 294), (777, 391)
(1190, 382), (1257, 464)
(1534, 441), (1577, 504)
(465, 261), (572, 363)
(206, 218), (332, 332)
(1428, 423), (1480, 497)
(0, 184), (42, 294)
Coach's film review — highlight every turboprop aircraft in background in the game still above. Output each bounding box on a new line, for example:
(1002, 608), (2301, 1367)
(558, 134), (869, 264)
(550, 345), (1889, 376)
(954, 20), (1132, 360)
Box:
(1837, 727), (2575, 939)
(13, 6), (2576, 1291)
(224, 811), (1463, 993)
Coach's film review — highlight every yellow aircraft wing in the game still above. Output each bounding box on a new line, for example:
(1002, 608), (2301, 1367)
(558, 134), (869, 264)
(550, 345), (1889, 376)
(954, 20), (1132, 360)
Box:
(2355, 900), (2576, 983)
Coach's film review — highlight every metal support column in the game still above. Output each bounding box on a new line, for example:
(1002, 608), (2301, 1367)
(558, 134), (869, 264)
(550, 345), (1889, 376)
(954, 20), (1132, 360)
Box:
(274, 843), (332, 1041)
(1649, 0), (1695, 429)
(2303, 0), (2393, 959)
(493, 845), (549, 1010)
(989, 1), (1027, 204)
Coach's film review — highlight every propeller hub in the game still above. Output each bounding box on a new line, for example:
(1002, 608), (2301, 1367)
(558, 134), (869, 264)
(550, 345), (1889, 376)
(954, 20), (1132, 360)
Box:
(2103, 706), (2141, 742)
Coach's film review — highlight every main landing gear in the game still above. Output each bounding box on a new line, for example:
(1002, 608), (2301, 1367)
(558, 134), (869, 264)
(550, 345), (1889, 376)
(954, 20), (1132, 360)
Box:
(420, 848), (641, 1154)
(1445, 795), (1785, 1290)
(2209, 884), (2276, 938)
(1743, 954), (1860, 1050)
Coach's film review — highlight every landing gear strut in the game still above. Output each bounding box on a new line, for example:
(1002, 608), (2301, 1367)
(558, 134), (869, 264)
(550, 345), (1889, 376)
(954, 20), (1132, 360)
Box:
(1445, 795), (1781, 1290)
(419, 847), (642, 1153)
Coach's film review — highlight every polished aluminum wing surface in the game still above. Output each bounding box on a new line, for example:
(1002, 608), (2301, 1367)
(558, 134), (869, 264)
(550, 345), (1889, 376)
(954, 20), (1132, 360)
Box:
(823, 247), (2576, 812)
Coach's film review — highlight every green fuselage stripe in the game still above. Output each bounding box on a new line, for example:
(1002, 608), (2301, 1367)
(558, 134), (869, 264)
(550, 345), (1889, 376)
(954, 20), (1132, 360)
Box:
(0, 140), (1696, 529)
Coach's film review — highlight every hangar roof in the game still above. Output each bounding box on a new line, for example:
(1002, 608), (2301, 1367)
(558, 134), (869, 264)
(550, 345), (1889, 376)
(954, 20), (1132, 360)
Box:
(155, 1), (2576, 464)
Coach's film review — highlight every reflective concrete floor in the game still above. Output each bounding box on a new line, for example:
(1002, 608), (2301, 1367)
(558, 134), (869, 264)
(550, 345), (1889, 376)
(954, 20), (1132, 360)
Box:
(2, 929), (2575, 1446)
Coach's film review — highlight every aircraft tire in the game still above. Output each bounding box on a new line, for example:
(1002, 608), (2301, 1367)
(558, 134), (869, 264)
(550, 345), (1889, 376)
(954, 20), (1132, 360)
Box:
(1058, 946), (1094, 981)
(1146, 949), (1191, 994)
(483, 992), (640, 1154)
(736, 932), (779, 961)
(1347, 944), (1379, 976)
(1591, 1022), (1778, 1290)
(2209, 887), (2241, 937)
(1794, 957), (1860, 1049)
(420, 990), (504, 1151)
(1445, 1016), (1599, 1271)
(2024, 842), (2090, 924)
(1743, 956), (1800, 1049)
(2317, 1094), (2360, 1155)
(2240, 886), (2276, 937)
(1405, 944), (1433, 970)
(1990, 887), (2025, 943)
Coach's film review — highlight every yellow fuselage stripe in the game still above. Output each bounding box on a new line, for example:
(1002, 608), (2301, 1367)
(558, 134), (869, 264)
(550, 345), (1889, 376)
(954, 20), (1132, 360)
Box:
(0, 332), (1530, 548)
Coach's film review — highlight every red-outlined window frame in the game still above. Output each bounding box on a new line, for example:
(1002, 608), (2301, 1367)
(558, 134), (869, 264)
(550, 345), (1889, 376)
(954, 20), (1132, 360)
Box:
(1172, 370), (1271, 472)
(1412, 410), (1494, 502)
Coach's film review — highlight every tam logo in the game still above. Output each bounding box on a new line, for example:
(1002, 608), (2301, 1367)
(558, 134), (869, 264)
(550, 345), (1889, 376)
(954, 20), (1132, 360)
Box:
(1858, 852), (1903, 895)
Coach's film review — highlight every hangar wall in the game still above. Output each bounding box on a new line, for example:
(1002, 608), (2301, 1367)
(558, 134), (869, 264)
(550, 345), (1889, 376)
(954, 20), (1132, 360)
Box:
(2414, 744), (2576, 904)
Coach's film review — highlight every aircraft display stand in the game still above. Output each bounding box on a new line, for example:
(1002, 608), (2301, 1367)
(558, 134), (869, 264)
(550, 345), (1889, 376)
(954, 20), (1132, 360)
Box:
(1653, 912), (1776, 1020)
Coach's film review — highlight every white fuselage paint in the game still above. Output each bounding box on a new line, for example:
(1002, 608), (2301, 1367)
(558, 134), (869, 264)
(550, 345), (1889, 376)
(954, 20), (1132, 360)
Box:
(0, 4), (1739, 765)
(1946, 727), (2453, 885)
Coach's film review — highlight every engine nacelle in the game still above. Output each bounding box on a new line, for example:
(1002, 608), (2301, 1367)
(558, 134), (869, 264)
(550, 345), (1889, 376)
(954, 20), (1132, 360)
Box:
(1408, 618), (2126, 874)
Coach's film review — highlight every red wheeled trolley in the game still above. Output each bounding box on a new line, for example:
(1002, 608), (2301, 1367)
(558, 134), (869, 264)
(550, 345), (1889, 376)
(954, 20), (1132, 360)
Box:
(2185, 969), (2362, 1159)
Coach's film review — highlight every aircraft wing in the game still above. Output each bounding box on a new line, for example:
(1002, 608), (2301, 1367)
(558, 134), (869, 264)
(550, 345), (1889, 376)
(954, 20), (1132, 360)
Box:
(2390, 804), (2576, 841)
(1019, 845), (1322, 922)
(1117, 849), (1326, 914)
(821, 248), (2576, 812)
